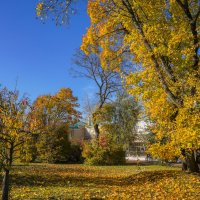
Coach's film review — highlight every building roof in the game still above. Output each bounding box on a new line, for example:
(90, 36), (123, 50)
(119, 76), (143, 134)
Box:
(69, 121), (86, 129)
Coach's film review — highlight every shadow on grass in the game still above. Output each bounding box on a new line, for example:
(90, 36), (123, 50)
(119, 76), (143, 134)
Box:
(0, 168), (182, 188)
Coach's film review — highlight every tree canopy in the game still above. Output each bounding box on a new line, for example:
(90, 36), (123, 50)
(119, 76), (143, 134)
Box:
(31, 88), (80, 131)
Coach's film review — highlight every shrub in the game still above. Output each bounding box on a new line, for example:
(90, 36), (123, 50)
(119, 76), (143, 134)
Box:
(82, 136), (125, 165)
(68, 143), (84, 163)
(23, 125), (83, 164)
(19, 134), (38, 163)
(38, 125), (72, 163)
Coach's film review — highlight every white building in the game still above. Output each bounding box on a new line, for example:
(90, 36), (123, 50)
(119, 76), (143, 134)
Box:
(126, 120), (149, 162)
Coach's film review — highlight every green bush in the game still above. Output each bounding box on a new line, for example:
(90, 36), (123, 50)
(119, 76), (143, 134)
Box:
(21, 125), (83, 164)
(68, 143), (83, 163)
(19, 134), (38, 163)
(37, 125), (72, 163)
(82, 137), (125, 165)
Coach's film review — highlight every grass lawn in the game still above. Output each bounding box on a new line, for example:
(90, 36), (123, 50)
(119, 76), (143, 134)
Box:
(1, 164), (200, 199)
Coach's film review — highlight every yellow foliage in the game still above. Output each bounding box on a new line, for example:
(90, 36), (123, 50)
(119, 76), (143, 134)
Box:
(36, 2), (44, 16)
(7, 164), (200, 199)
(81, 0), (200, 159)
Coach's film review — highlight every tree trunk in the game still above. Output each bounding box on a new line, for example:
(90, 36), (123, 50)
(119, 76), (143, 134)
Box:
(94, 123), (100, 139)
(2, 169), (10, 200)
(186, 151), (199, 173)
(1, 143), (14, 200)
(182, 161), (188, 171)
(181, 149), (199, 172)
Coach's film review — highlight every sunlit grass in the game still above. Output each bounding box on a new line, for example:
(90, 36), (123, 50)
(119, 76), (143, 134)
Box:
(0, 164), (199, 199)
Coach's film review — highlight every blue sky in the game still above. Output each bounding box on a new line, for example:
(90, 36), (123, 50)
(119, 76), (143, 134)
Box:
(0, 0), (95, 107)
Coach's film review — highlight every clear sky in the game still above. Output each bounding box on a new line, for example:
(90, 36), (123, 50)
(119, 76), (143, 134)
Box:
(0, 0), (95, 108)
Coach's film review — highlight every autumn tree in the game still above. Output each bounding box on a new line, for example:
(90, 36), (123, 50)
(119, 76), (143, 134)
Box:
(72, 49), (122, 138)
(30, 88), (81, 163)
(80, 0), (200, 172)
(0, 87), (31, 200)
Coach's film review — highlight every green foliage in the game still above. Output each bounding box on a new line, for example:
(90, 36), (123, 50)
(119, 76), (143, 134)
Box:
(36, 125), (71, 163)
(82, 137), (125, 166)
(95, 92), (139, 146)
(21, 125), (83, 164)
(19, 134), (38, 163)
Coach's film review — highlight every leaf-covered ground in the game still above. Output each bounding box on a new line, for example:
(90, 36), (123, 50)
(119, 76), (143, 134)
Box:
(1, 164), (200, 199)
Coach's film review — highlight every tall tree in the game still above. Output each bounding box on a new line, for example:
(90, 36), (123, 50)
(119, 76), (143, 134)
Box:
(80, 0), (200, 172)
(0, 87), (31, 200)
(72, 49), (122, 138)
